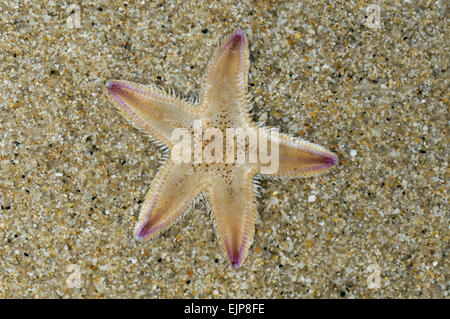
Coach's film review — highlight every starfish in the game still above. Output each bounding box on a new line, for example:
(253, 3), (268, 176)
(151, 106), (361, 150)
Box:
(105, 30), (338, 268)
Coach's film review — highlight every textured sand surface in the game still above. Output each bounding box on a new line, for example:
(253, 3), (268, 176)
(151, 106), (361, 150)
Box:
(0, 0), (448, 298)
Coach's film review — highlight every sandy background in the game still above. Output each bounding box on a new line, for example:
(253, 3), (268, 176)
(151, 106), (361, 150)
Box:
(0, 0), (448, 298)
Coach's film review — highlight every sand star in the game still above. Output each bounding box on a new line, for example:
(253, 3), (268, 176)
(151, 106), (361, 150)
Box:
(105, 30), (338, 268)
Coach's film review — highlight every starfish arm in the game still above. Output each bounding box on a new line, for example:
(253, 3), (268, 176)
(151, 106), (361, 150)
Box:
(200, 30), (251, 125)
(134, 162), (204, 240)
(105, 80), (198, 147)
(261, 132), (338, 177)
(206, 167), (257, 268)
